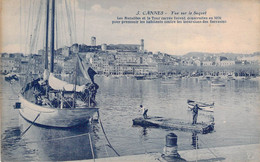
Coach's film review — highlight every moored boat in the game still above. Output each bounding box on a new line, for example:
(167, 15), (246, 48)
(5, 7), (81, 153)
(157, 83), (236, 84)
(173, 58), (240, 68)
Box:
(187, 99), (214, 112)
(5, 73), (19, 82)
(135, 75), (145, 80)
(145, 75), (157, 80)
(19, 94), (98, 127)
(211, 81), (225, 87)
(17, 0), (99, 128)
(161, 80), (176, 84)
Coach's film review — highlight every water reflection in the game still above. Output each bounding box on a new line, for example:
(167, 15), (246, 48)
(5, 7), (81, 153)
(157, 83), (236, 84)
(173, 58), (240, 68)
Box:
(141, 127), (148, 137)
(1, 75), (101, 161)
(14, 117), (98, 161)
(191, 132), (199, 149)
(2, 76), (260, 160)
(2, 127), (22, 158)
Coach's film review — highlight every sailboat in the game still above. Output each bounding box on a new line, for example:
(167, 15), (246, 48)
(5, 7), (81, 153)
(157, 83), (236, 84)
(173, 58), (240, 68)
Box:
(18, 0), (99, 128)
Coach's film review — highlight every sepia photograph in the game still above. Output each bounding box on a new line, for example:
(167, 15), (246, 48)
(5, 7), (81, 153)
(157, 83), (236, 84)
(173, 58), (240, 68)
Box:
(1, 0), (260, 161)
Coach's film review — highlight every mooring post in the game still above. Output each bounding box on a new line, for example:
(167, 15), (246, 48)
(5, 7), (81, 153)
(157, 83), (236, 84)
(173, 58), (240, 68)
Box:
(162, 133), (186, 161)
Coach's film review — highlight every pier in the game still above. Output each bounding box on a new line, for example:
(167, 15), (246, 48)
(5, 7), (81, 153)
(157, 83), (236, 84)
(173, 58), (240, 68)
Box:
(80, 132), (260, 162)
(132, 117), (214, 134)
(81, 144), (260, 162)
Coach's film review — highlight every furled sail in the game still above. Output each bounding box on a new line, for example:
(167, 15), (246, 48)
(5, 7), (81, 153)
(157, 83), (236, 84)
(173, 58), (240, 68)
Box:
(48, 55), (97, 92)
(76, 54), (97, 83)
(48, 73), (85, 92)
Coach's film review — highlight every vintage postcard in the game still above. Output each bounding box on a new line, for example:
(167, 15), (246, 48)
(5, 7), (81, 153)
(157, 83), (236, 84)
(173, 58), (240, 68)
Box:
(1, 0), (260, 161)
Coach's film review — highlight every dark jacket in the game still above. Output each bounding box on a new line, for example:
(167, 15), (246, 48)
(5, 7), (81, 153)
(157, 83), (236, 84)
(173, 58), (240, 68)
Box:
(192, 105), (200, 114)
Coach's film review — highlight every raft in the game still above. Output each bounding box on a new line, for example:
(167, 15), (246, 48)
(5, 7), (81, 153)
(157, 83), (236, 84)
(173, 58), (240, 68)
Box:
(132, 117), (214, 134)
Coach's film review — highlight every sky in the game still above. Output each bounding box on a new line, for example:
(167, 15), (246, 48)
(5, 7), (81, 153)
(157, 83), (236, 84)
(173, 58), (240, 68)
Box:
(1, 0), (260, 55)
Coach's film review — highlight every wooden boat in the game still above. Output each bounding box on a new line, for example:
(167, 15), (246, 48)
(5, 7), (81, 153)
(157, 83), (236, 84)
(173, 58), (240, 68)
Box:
(199, 77), (207, 81)
(161, 80), (176, 84)
(19, 95), (98, 127)
(5, 73), (19, 82)
(187, 99), (214, 112)
(17, 0), (99, 128)
(211, 81), (225, 87)
(145, 75), (157, 80)
(135, 75), (146, 80)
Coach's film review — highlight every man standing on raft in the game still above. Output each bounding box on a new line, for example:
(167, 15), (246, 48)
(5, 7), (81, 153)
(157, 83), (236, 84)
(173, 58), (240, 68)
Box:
(140, 105), (148, 119)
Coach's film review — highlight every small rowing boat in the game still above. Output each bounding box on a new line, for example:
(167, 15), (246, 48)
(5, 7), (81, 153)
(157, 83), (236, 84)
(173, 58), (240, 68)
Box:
(187, 99), (214, 112)
(211, 81), (225, 87)
(161, 80), (176, 84)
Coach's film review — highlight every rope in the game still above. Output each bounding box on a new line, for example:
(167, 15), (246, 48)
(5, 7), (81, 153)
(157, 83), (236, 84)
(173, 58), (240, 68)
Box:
(102, 135), (165, 140)
(20, 113), (41, 137)
(25, 0), (32, 54)
(199, 138), (219, 158)
(98, 111), (120, 156)
(103, 139), (109, 157)
(28, 0), (36, 53)
(61, 1), (68, 46)
(23, 0), (44, 85)
(73, 0), (77, 42)
(55, 3), (58, 49)
(83, 0), (86, 43)
(60, 94), (73, 108)
(20, 0), (22, 53)
(88, 133), (95, 162)
(26, 132), (90, 143)
(30, 1), (44, 53)
(65, 0), (73, 44)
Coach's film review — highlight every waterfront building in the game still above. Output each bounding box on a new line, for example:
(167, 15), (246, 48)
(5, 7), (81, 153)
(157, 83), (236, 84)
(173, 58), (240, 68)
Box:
(202, 61), (214, 66)
(86, 52), (95, 62)
(1, 53), (9, 58)
(194, 60), (201, 66)
(140, 39), (144, 52)
(107, 44), (140, 52)
(19, 60), (29, 74)
(101, 44), (107, 51)
(1, 57), (15, 74)
(1, 53), (23, 74)
(31, 54), (44, 74)
(91, 37), (96, 46)
(87, 50), (159, 76)
(63, 58), (76, 74)
(90, 56), (107, 74)
(237, 55), (259, 64)
(55, 54), (66, 67)
(219, 60), (235, 66)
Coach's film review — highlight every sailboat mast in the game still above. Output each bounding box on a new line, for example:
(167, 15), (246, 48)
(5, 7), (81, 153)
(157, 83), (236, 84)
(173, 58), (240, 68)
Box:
(45, 0), (50, 70)
(73, 61), (78, 108)
(50, 0), (55, 73)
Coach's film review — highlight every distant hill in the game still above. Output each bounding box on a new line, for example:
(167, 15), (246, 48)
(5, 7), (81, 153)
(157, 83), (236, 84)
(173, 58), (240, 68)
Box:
(181, 52), (259, 59)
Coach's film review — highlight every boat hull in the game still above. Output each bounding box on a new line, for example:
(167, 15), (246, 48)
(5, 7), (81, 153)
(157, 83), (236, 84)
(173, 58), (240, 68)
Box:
(211, 81), (225, 87)
(161, 81), (176, 84)
(19, 95), (98, 128)
(211, 83), (225, 87)
(135, 75), (145, 80)
(187, 100), (214, 112)
(187, 104), (214, 112)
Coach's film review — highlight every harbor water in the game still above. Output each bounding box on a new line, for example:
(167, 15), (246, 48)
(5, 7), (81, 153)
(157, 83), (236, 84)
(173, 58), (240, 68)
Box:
(1, 76), (260, 161)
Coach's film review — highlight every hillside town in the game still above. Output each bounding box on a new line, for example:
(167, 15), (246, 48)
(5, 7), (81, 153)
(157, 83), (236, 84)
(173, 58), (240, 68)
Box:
(1, 37), (259, 79)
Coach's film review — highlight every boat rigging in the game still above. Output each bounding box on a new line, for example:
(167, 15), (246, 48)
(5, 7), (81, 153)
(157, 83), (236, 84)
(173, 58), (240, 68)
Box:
(18, 0), (99, 128)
